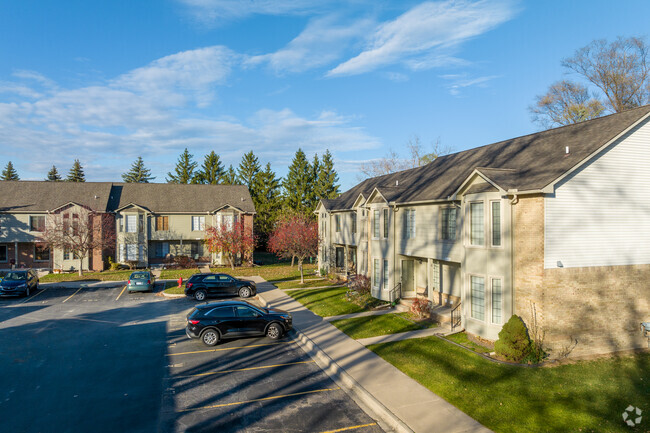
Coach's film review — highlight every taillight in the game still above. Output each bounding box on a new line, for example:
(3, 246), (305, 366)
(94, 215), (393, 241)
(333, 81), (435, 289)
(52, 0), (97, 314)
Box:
(147, 280), (150, 284)
(187, 282), (193, 289)
(189, 319), (200, 325)
(127, 279), (130, 285)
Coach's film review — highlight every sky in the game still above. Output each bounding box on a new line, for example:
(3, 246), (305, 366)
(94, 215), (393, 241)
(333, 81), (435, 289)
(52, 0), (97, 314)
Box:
(1, 0), (649, 190)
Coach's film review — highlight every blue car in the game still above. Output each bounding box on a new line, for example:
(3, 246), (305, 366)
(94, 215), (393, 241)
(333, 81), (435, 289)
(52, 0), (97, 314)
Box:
(0, 269), (39, 297)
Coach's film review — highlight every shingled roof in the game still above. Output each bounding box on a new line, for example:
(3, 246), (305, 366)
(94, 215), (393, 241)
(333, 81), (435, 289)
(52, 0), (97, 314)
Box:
(324, 105), (650, 211)
(0, 182), (255, 214)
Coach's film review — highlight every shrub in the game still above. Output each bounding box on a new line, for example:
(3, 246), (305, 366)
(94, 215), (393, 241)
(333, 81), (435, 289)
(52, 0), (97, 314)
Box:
(494, 315), (532, 362)
(174, 255), (196, 269)
(348, 275), (370, 295)
(410, 297), (431, 319)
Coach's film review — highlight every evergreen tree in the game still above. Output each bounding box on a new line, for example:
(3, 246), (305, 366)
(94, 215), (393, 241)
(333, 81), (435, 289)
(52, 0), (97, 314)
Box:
(254, 163), (283, 247)
(282, 149), (313, 216)
(316, 149), (340, 200)
(66, 159), (85, 182)
(309, 153), (320, 211)
(194, 151), (225, 184)
(166, 148), (197, 184)
(221, 165), (238, 185)
(46, 165), (62, 181)
(236, 151), (262, 189)
(122, 156), (155, 183)
(1, 161), (19, 181)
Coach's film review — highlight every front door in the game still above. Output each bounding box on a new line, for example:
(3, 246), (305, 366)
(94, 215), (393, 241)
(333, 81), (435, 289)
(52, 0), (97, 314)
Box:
(401, 260), (415, 298)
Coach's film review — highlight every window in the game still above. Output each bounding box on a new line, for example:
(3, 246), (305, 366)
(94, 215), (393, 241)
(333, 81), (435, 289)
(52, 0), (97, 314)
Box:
(34, 244), (50, 262)
(221, 214), (234, 230)
(191, 242), (199, 257)
(30, 215), (45, 232)
(492, 278), (502, 324)
(470, 202), (484, 246)
(491, 201), (501, 247)
(351, 214), (357, 234)
(236, 306), (260, 318)
(373, 210), (380, 238)
(63, 248), (71, 260)
(192, 216), (205, 231)
(119, 244), (125, 262)
(206, 307), (234, 318)
(404, 209), (416, 239)
(383, 208), (389, 238)
(139, 215), (144, 233)
(431, 261), (440, 291)
(441, 208), (457, 241)
(156, 216), (169, 231)
(72, 214), (79, 235)
(125, 215), (137, 233)
(0, 245), (7, 262)
(470, 276), (485, 321)
(373, 259), (380, 288)
(126, 244), (137, 261)
(383, 259), (389, 288)
(335, 215), (341, 232)
(155, 242), (169, 258)
(63, 214), (70, 232)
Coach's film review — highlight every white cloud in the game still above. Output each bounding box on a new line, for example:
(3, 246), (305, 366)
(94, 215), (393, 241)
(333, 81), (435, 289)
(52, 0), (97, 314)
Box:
(246, 15), (375, 74)
(328, 0), (516, 76)
(441, 74), (500, 95)
(177, 0), (326, 23)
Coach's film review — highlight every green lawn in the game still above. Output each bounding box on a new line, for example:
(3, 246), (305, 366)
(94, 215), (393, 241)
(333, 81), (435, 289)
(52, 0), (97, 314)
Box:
(286, 286), (383, 317)
(330, 313), (437, 339)
(369, 336), (650, 433)
(40, 270), (133, 282)
(275, 278), (336, 290)
(162, 280), (184, 295)
(446, 331), (492, 354)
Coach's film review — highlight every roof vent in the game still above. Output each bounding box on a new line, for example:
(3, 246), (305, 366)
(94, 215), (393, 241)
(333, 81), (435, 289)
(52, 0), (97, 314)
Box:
(241, 197), (245, 201)
(395, 180), (399, 186)
(565, 146), (570, 155)
(94, 195), (99, 199)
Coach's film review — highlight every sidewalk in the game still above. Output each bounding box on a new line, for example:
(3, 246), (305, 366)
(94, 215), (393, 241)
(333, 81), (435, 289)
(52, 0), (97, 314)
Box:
(255, 279), (492, 433)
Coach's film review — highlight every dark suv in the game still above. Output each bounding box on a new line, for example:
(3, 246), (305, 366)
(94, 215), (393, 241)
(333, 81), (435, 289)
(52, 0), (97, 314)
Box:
(0, 269), (39, 297)
(186, 300), (292, 346)
(184, 273), (256, 301)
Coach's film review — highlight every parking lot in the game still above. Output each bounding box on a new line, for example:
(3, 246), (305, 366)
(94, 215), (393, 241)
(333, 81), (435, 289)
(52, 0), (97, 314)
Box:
(0, 281), (384, 433)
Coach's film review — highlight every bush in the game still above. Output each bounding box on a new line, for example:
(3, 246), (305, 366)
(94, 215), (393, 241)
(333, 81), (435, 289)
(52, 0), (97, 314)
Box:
(494, 315), (532, 362)
(410, 297), (431, 319)
(348, 275), (370, 295)
(174, 255), (196, 269)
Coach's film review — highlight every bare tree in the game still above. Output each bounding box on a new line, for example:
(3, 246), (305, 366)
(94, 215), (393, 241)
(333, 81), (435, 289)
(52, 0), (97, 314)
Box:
(529, 80), (605, 128)
(358, 136), (452, 180)
(563, 36), (649, 113)
(40, 206), (116, 276)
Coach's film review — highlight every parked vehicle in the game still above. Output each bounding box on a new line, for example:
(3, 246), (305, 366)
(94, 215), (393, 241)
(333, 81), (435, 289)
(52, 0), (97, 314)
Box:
(0, 269), (39, 297)
(126, 271), (155, 292)
(0, 270), (8, 282)
(184, 273), (256, 301)
(185, 300), (292, 346)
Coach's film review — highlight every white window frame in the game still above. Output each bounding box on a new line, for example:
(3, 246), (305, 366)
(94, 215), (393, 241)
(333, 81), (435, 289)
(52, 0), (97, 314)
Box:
(373, 258), (380, 288)
(441, 207), (457, 241)
(491, 277), (503, 325)
(126, 244), (137, 261)
(351, 213), (357, 234)
(119, 244), (125, 262)
(29, 215), (46, 232)
(404, 209), (416, 239)
(469, 202), (484, 247)
(335, 215), (341, 233)
(490, 200), (502, 248)
(373, 210), (380, 239)
(383, 208), (389, 238)
(470, 275), (485, 321)
(125, 214), (137, 233)
(192, 216), (206, 231)
(383, 259), (389, 289)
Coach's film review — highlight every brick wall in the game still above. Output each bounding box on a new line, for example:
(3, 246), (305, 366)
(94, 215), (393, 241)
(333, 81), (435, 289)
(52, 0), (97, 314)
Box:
(514, 196), (650, 358)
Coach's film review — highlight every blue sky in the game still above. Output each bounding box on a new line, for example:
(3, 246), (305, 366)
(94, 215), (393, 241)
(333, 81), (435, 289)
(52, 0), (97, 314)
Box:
(1, 0), (649, 189)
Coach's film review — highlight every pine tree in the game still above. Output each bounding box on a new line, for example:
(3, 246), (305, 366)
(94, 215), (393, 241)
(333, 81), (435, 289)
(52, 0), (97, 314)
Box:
(316, 150), (340, 200)
(166, 148), (197, 184)
(122, 156), (155, 183)
(46, 165), (62, 181)
(282, 149), (313, 216)
(236, 151), (262, 189)
(66, 159), (85, 182)
(221, 165), (238, 185)
(1, 161), (19, 181)
(194, 151), (225, 184)
(254, 163), (283, 247)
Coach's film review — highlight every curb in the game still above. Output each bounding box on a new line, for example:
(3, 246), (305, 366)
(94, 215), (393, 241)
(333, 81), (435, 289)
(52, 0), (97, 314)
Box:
(160, 290), (185, 299)
(256, 290), (413, 433)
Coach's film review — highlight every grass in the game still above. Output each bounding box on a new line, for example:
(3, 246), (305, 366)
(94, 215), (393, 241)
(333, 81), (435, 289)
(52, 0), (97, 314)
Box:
(286, 286), (383, 317)
(162, 280), (184, 295)
(41, 269), (133, 282)
(274, 278), (337, 290)
(446, 331), (492, 354)
(330, 312), (437, 340)
(369, 336), (650, 433)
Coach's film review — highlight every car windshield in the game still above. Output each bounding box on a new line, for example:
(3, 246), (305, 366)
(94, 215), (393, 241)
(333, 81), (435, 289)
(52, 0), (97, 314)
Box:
(131, 272), (149, 279)
(4, 272), (27, 281)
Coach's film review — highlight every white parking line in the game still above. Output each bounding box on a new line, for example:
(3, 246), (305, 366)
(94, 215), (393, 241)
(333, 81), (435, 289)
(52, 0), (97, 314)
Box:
(18, 288), (48, 304)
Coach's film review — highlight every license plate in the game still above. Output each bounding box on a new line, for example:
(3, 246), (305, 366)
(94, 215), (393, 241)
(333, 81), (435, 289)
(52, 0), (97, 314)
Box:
(136, 282), (143, 285)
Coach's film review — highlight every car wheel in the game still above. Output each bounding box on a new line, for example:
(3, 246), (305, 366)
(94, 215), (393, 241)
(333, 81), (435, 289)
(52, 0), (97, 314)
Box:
(266, 323), (283, 340)
(239, 286), (251, 298)
(201, 329), (219, 346)
(194, 290), (207, 301)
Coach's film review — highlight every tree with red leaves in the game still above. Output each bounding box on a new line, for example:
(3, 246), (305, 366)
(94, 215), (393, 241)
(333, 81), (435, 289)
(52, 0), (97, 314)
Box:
(268, 215), (318, 284)
(40, 206), (116, 276)
(204, 219), (255, 270)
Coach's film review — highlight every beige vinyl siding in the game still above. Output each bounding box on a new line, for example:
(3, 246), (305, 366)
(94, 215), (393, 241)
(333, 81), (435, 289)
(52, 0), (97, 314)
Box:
(545, 118), (650, 269)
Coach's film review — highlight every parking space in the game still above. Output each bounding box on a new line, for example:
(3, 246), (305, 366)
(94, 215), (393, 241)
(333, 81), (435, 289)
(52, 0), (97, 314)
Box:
(161, 324), (383, 433)
(0, 281), (384, 433)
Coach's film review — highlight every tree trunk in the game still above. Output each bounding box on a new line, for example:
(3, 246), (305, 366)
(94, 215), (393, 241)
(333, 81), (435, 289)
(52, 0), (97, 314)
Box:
(229, 254), (235, 270)
(78, 256), (84, 276)
(298, 259), (304, 284)
(291, 255), (295, 267)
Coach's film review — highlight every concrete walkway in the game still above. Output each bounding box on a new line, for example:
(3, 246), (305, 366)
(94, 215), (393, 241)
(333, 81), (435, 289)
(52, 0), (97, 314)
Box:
(356, 327), (447, 346)
(255, 279), (492, 433)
